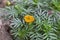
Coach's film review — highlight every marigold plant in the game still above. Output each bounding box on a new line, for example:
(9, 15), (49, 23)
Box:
(5, 0), (60, 40)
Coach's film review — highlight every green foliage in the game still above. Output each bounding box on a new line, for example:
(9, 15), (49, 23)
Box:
(5, 0), (60, 40)
(49, 0), (60, 11)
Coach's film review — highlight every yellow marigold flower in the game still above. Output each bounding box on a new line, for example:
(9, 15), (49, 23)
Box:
(24, 15), (34, 23)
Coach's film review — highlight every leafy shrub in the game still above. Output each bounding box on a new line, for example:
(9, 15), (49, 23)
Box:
(5, 0), (60, 40)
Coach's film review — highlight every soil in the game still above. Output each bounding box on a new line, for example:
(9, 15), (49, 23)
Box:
(0, 20), (12, 40)
(0, 0), (7, 8)
(0, 8), (13, 40)
(0, 0), (15, 40)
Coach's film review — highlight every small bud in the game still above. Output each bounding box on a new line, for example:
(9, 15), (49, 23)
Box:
(6, 1), (11, 6)
(48, 10), (53, 15)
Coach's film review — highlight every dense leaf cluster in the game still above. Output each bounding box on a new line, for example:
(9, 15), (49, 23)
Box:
(5, 0), (60, 40)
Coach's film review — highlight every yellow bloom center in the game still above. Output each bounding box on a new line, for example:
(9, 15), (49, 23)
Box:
(24, 15), (34, 23)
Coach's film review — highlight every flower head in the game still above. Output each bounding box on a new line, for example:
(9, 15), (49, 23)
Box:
(24, 15), (34, 23)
